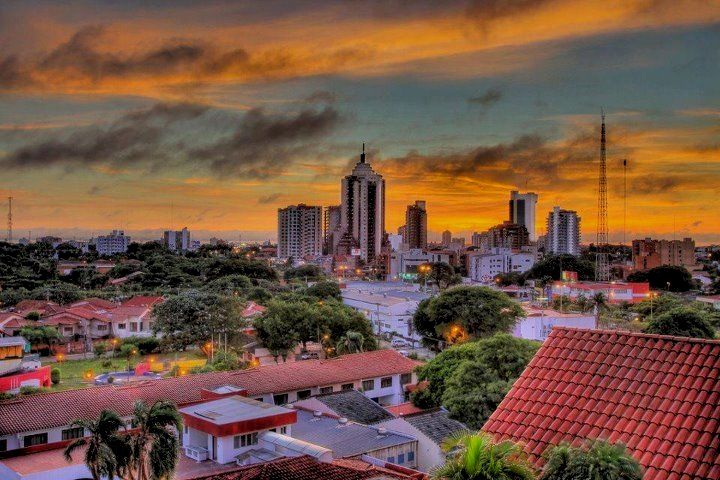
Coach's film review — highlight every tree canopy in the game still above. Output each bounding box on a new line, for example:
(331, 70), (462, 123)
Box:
(540, 440), (643, 480)
(522, 254), (595, 284)
(627, 265), (695, 292)
(644, 306), (716, 339)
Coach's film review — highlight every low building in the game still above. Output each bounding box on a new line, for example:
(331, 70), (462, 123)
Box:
(293, 389), (396, 425)
(389, 249), (451, 279)
(342, 289), (429, 342)
(548, 280), (649, 304)
(0, 337), (51, 393)
(0, 313), (32, 337)
(632, 237), (696, 271)
(514, 307), (596, 342)
(696, 294), (720, 310)
(483, 327), (720, 479)
(95, 230), (131, 256)
(467, 248), (535, 283)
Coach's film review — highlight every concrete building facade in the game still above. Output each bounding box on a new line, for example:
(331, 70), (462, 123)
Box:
(277, 204), (323, 260)
(546, 207), (581, 256)
(509, 191), (538, 241)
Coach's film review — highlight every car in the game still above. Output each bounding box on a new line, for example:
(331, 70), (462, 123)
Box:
(398, 350), (410, 357)
(300, 352), (319, 360)
(391, 338), (409, 347)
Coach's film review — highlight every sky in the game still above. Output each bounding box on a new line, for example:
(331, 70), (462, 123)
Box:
(0, 0), (719, 244)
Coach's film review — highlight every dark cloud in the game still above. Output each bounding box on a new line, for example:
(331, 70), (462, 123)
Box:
(692, 220), (702, 227)
(631, 175), (682, 195)
(257, 193), (284, 204)
(466, 0), (554, 22)
(304, 90), (337, 104)
(468, 87), (503, 106)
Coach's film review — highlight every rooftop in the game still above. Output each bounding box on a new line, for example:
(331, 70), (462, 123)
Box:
(180, 395), (293, 425)
(0, 349), (420, 436)
(402, 409), (468, 446)
(291, 409), (416, 458)
(295, 389), (395, 425)
(482, 327), (720, 480)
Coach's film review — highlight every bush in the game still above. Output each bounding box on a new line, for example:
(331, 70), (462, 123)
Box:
(51, 368), (61, 385)
(121, 336), (160, 355)
(107, 376), (115, 384)
(25, 311), (41, 321)
(94, 342), (107, 358)
(19, 386), (47, 396)
(644, 307), (715, 339)
(101, 359), (113, 368)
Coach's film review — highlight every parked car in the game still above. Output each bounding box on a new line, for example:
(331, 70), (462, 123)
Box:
(391, 338), (409, 347)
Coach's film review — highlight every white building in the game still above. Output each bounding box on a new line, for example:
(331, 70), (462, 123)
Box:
(163, 227), (191, 253)
(546, 207), (581, 255)
(389, 249), (451, 279)
(277, 204), (323, 260)
(467, 248), (535, 283)
(509, 190), (538, 241)
(513, 307), (596, 342)
(94, 230), (130, 255)
(340, 145), (385, 262)
(342, 288), (429, 342)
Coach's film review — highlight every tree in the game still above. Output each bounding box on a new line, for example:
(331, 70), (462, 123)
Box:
(523, 254), (595, 284)
(305, 280), (341, 300)
(51, 368), (61, 385)
(336, 331), (365, 354)
(627, 265), (695, 292)
(20, 325), (61, 353)
(441, 335), (539, 428)
(284, 264), (324, 282)
(128, 400), (182, 480)
(64, 410), (131, 480)
(254, 310), (299, 362)
(540, 440), (642, 480)
(204, 258), (278, 282)
(30, 281), (84, 304)
(644, 307), (715, 339)
(414, 286), (523, 348)
(432, 432), (535, 480)
(204, 274), (252, 296)
(420, 262), (462, 290)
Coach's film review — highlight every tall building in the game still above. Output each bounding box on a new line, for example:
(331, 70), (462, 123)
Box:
(471, 231), (490, 252)
(163, 227), (191, 253)
(339, 145), (385, 262)
(488, 221), (529, 250)
(441, 230), (452, 246)
(278, 204), (323, 260)
(632, 237), (696, 271)
(95, 230), (130, 256)
(404, 200), (427, 250)
(323, 205), (341, 255)
(509, 191), (538, 241)
(546, 207), (581, 256)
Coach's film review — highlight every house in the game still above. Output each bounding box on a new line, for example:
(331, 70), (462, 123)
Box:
(697, 294), (720, 310)
(0, 349), (419, 454)
(379, 409), (468, 472)
(342, 289), (429, 342)
(513, 306), (596, 342)
(12, 300), (62, 317)
(39, 309), (111, 340)
(548, 280), (650, 304)
(0, 313), (32, 337)
(104, 306), (155, 338)
(482, 327), (720, 479)
(293, 389), (396, 425)
(0, 337), (50, 394)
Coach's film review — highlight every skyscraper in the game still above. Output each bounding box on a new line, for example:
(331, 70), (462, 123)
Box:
(546, 207), (581, 255)
(323, 205), (341, 255)
(340, 144), (385, 262)
(404, 200), (427, 250)
(163, 227), (191, 253)
(509, 191), (539, 241)
(277, 204), (322, 260)
(441, 230), (452, 246)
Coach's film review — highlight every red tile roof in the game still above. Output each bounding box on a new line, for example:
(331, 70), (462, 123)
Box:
(482, 327), (720, 480)
(0, 349), (420, 436)
(69, 297), (117, 311)
(385, 402), (425, 417)
(186, 455), (424, 480)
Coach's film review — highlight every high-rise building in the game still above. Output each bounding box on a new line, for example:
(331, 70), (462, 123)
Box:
(95, 230), (130, 256)
(471, 231), (490, 252)
(339, 145), (385, 262)
(163, 227), (191, 253)
(441, 230), (452, 246)
(509, 191), (538, 241)
(404, 201), (427, 250)
(323, 205), (341, 255)
(278, 204), (323, 260)
(632, 237), (696, 271)
(546, 207), (581, 256)
(488, 221), (529, 250)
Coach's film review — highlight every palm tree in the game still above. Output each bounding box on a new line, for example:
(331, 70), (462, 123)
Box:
(591, 292), (608, 312)
(128, 400), (182, 480)
(336, 331), (365, 354)
(64, 410), (131, 480)
(432, 432), (536, 480)
(540, 439), (642, 480)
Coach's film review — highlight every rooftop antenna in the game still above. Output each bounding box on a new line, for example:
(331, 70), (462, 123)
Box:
(360, 143), (366, 163)
(595, 109), (610, 282)
(7, 196), (12, 243)
(623, 159), (627, 246)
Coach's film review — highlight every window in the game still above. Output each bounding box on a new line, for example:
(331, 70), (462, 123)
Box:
(271, 426), (288, 434)
(254, 397), (264, 403)
(61, 427), (84, 440)
(130, 323), (138, 332)
(407, 451), (415, 462)
(63, 327), (73, 334)
(117, 323), (126, 330)
(184, 426), (188, 434)
(381, 377), (393, 388)
(297, 390), (311, 400)
(319, 386), (333, 394)
(0, 439), (6, 452)
(273, 393), (288, 405)
(341, 383), (354, 391)
(362, 379), (374, 391)
(397, 453), (405, 464)
(400, 373), (412, 385)
(23, 433), (48, 447)
(233, 432), (258, 449)
(387, 456), (395, 463)
(96, 324), (108, 331)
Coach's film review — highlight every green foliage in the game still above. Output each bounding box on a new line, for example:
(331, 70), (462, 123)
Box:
(205, 257), (278, 282)
(254, 307), (300, 362)
(284, 264), (324, 282)
(120, 336), (160, 355)
(644, 307), (715, 339)
(19, 386), (48, 396)
(305, 280), (342, 300)
(208, 351), (244, 371)
(248, 286), (273, 303)
(30, 281), (84, 304)
(61, 267), (107, 289)
(418, 262), (462, 290)
(94, 342), (107, 358)
(540, 440), (643, 480)
(152, 291), (245, 351)
(414, 286), (523, 348)
(19, 325), (61, 351)
(204, 274), (253, 295)
(523, 254), (595, 284)
(336, 331), (365, 354)
(432, 432), (536, 480)
(494, 271), (526, 287)
(25, 311), (41, 320)
(0, 287), (31, 307)
(51, 367), (61, 385)
(119, 343), (139, 359)
(627, 265), (695, 292)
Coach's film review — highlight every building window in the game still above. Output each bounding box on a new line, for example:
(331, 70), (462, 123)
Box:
(254, 397), (264, 403)
(362, 379), (375, 391)
(397, 453), (405, 464)
(233, 432), (258, 449)
(320, 386), (333, 394)
(273, 393), (288, 405)
(341, 383), (354, 391)
(117, 323), (126, 330)
(63, 327), (73, 334)
(381, 377), (393, 388)
(23, 433), (48, 447)
(297, 390), (311, 400)
(400, 373), (411, 385)
(387, 456), (395, 463)
(184, 426), (188, 434)
(96, 324), (108, 331)
(130, 323), (138, 332)
(407, 451), (414, 462)
(0, 439), (6, 452)
(61, 427), (84, 440)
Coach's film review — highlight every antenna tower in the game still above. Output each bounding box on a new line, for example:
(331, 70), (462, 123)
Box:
(6, 197), (12, 243)
(595, 111), (610, 281)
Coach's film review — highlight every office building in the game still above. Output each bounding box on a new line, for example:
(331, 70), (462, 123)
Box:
(277, 204), (323, 260)
(163, 227), (191, 253)
(509, 191), (538, 240)
(488, 221), (530, 250)
(632, 237), (696, 271)
(404, 201), (427, 250)
(546, 207), (581, 255)
(322, 205), (341, 255)
(95, 230), (130, 256)
(467, 248), (535, 283)
(441, 230), (452, 246)
(339, 145), (385, 262)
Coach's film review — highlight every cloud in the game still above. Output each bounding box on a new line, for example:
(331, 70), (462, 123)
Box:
(87, 186), (101, 195)
(468, 87), (503, 106)
(466, 0), (554, 22)
(631, 175), (682, 195)
(304, 90), (337, 104)
(257, 193), (284, 204)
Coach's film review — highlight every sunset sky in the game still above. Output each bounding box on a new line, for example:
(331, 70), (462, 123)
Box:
(1, 0), (719, 244)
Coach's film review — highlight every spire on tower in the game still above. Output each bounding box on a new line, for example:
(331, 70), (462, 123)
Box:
(360, 143), (366, 163)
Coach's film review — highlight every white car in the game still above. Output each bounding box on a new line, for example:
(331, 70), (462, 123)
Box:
(391, 338), (409, 348)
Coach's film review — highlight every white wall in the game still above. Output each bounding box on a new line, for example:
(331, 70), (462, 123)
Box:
(378, 417), (442, 472)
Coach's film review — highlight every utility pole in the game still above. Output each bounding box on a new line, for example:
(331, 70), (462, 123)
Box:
(6, 196), (12, 243)
(595, 111), (610, 282)
(623, 159), (627, 246)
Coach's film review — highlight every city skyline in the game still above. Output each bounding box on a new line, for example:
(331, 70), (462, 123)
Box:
(1, 1), (719, 243)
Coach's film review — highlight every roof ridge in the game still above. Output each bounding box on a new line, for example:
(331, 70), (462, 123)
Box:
(550, 326), (720, 345)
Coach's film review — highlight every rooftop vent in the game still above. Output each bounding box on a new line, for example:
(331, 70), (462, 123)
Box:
(377, 427), (388, 436)
(313, 410), (323, 418)
(338, 417), (348, 425)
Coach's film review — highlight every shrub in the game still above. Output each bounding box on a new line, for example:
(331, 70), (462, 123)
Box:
(50, 368), (61, 385)
(101, 359), (113, 368)
(94, 342), (107, 358)
(19, 386), (46, 396)
(121, 336), (160, 355)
